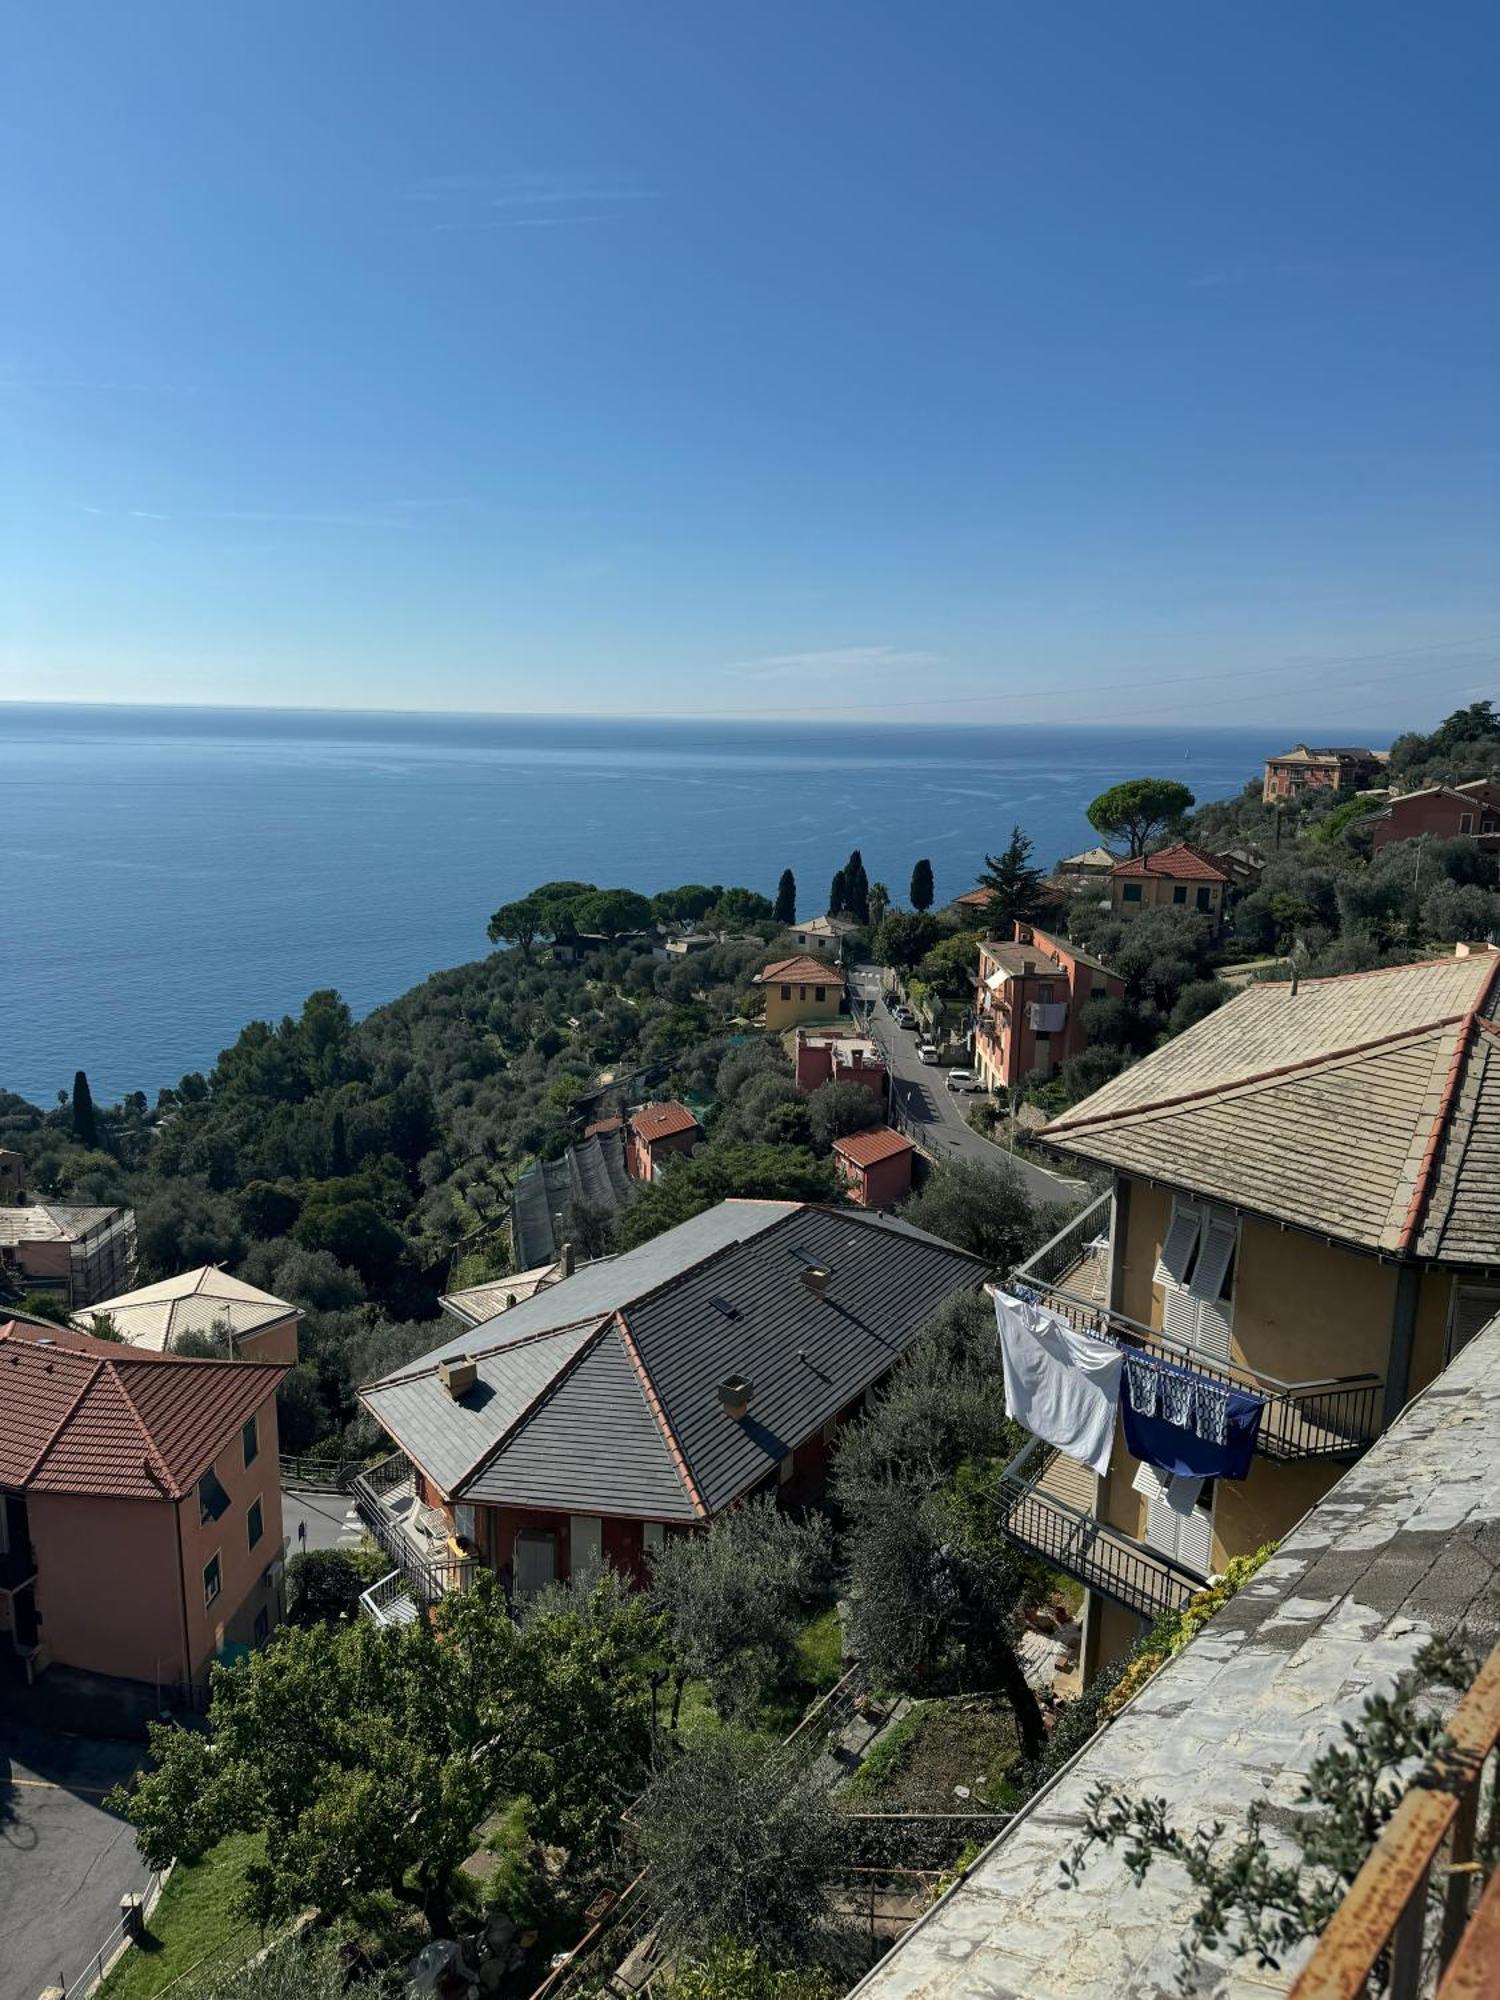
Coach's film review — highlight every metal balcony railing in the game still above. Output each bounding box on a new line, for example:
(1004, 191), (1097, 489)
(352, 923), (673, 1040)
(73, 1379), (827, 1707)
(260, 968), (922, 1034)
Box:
(350, 1454), (479, 1607)
(1288, 1638), (1500, 1999)
(995, 1436), (1206, 1621)
(1009, 1203), (1384, 1465)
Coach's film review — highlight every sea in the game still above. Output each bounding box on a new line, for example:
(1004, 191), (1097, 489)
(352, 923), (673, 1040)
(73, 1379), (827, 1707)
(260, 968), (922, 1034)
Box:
(2, 704), (1305, 1107)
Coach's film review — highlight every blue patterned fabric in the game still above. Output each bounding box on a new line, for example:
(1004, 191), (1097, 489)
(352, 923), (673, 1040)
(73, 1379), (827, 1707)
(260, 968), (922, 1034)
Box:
(1120, 1353), (1263, 1480)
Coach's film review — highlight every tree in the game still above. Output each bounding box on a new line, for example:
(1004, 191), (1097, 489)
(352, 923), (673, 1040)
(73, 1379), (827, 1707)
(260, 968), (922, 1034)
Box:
(872, 911), (942, 970)
(135, 1184), (247, 1281)
(867, 881), (891, 933)
(916, 931), (981, 998)
(712, 887), (775, 930)
(614, 1144), (839, 1250)
(284, 1548), (377, 1625)
(841, 850), (870, 924)
(1086, 779), (1196, 858)
(910, 858), (935, 912)
(649, 1494), (833, 1721)
(661, 1944), (838, 2000)
(71, 1070), (97, 1147)
(901, 1158), (1055, 1270)
(806, 1081), (884, 1151)
(976, 827), (1045, 934)
(632, 1733), (853, 1973)
(15, 1291), (74, 1327)
(774, 870), (797, 926)
(827, 868), (848, 918)
(486, 896), (543, 954)
(187, 1933), (394, 2000)
(573, 887), (656, 937)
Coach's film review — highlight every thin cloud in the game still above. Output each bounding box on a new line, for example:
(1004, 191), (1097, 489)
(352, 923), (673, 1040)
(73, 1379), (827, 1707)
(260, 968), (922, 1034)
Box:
(728, 645), (943, 681)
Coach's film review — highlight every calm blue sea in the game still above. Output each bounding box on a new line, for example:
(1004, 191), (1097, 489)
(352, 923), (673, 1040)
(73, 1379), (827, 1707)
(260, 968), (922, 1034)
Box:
(3, 705), (1306, 1105)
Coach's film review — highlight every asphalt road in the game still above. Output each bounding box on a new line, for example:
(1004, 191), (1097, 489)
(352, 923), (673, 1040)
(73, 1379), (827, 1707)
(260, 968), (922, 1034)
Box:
(281, 1480), (365, 1558)
(0, 1726), (151, 2000)
(847, 965), (1085, 1209)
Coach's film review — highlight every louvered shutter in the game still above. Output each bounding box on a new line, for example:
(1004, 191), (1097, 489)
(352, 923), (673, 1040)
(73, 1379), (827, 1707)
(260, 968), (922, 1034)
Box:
(1161, 1283), (1200, 1346)
(1156, 1202), (1200, 1285)
(1144, 1490), (1178, 1556)
(1192, 1295), (1233, 1361)
(1189, 1217), (1238, 1303)
(1176, 1503), (1212, 1576)
(1450, 1285), (1500, 1360)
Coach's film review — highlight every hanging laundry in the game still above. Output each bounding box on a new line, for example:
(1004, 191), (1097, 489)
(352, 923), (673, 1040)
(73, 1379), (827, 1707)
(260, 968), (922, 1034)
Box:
(994, 1289), (1123, 1479)
(1120, 1351), (1263, 1481)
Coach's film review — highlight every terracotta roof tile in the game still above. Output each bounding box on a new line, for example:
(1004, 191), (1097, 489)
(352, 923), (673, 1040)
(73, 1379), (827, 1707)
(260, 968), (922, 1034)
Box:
(1110, 842), (1229, 883)
(630, 1101), (701, 1143)
(833, 1127), (915, 1168)
(756, 956), (844, 984)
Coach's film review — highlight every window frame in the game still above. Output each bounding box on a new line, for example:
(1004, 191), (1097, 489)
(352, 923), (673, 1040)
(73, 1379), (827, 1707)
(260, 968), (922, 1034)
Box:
(246, 1495), (264, 1551)
(1121, 883), (1143, 904)
(242, 1415), (259, 1469)
(203, 1552), (222, 1608)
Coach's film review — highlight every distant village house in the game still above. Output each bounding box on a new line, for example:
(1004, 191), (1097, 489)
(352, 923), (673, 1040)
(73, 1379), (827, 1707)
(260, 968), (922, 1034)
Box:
(1108, 843), (1229, 933)
(972, 922), (1126, 1089)
(1262, 743), (1386, 803)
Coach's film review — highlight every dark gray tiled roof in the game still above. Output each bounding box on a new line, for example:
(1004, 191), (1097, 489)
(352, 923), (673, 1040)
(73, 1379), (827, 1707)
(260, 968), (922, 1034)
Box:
(360, 1200), (985, 1515)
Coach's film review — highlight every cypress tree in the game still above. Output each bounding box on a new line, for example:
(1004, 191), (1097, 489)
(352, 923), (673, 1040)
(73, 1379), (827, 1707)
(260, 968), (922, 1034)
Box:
(844, 849), (870, 924)
(828, 868), (848, 917)
(910, 857), (935, 912)
(774, 868), (797, 926)
(72, 1069), (97, 1147)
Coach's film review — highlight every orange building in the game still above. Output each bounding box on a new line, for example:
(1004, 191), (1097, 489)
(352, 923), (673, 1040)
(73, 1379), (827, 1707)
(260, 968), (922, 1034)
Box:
(0, 1320), (288, 1693)
(972, 923), (1125, 1090)
(1370, 781), (1500, 854)
(626, 1101), (703, 1182)
(832, 1127), (915, 1208)
(1108, 843), (1229, 932)
(1262, 743), (1385, 803)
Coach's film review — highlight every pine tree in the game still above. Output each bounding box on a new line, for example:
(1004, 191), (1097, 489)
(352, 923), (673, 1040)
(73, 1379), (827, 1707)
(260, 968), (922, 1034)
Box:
(774, 869), (797, 926)
(977, 826), (1045, 935)
(72, 1069), (97, 1147)
(910, 857), (934, 912)
(828, 868), (848, 917)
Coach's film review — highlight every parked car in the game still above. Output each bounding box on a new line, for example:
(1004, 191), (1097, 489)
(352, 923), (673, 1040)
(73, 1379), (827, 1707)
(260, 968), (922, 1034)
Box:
(891, 1003), (914, 1027)
(945, 1067), (981, 1092)
(918, 1042), (941, 1065)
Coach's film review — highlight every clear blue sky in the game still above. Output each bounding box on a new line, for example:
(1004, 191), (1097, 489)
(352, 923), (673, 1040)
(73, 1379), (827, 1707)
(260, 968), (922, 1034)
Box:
(4, 2), (1497, 728)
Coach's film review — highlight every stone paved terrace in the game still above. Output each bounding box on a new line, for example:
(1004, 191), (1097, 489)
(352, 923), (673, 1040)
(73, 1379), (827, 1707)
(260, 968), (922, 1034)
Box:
(852, 1316), (1500, 2000)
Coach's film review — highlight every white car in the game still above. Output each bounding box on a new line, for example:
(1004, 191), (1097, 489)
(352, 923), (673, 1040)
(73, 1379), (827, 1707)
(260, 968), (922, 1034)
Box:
(917, 1042), (942, 1065)
(945, 1067), (980, 1092)
(891, 1004), (914, 1027)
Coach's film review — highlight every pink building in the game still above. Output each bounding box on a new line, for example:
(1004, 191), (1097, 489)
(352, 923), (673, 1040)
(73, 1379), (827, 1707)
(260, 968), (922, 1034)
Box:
(0, 1320), (288, 1692)
(972, 922), (1125, 1090)
(832, 1127), (915, 1208)
(626, 1101), (703, 1182)
(1370, 781), (1500, 854)
(795, 1027), (888, 1105)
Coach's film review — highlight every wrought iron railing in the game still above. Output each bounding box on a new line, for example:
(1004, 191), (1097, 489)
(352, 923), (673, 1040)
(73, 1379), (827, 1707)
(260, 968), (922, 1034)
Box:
(1288, 1638), (1500, 1999)
(350, 1456), (478, 1606)
(995, 1437), (1206, 1621)
(1012, 1191), (1112, 1294)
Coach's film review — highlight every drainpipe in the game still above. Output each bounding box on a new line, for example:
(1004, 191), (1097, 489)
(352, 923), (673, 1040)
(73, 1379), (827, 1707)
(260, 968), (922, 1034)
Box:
(1383, 1264), (1421, 1430)
(172, 1498), (193, 1692)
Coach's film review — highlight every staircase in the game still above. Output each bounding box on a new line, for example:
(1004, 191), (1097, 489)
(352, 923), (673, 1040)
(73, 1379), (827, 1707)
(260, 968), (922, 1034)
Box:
(359, 1569), (422, 1627)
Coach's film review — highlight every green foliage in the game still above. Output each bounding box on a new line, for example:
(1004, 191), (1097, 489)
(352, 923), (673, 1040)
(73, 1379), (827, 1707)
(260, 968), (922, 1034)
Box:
(1086, 778), (1196, 856)
(660, 1941), (840, 2000)
(72, 1068), (97, 1146)
(975, 827), (1045, 933)
(15, 1290), (76, 1326)
(614, 1144), (839, 1250)
(1311, 793), (1384, 844)
(916, 931), (981, 997)
(284, 1546), (384, 1625)
(805, 1081), (883, 1150)
(872, 910), (942, 970)
(900, 1158), (1059, 1270)
(135, 1184), (247, 1282)
(867, 880), (891, 933)
(774, 869), (797, 926)
(909, 857), (935, 912)
(177, 1932), (397, 2000)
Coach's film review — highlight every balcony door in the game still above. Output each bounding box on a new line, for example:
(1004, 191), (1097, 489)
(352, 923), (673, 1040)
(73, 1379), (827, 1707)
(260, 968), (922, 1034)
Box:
(1155, 1198), (1237, 1361)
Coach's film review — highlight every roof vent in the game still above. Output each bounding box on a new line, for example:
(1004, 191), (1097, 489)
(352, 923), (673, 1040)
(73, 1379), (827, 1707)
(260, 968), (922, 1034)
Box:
(559, 1241), (575, 1279)
(718, 1375), (753, 1420)
(801, 1265), (831, 1301)
(440, 1354), (478, 1399)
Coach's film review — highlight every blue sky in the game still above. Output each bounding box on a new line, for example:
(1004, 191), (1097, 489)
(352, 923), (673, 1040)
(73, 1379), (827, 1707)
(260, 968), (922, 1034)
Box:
(3, 2), (1497, 728)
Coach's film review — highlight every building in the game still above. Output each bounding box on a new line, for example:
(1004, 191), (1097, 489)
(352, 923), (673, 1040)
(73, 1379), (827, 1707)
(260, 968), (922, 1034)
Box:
(72, 1264), (301, 1363)
(1370, 779), (1500, 854)
(1053, 845), (1119, 880)
(783, 914), (862, 961)
(753, 956), (847, 1032)
(0, 1202), (136, 1310)
(1262, 742), (1386, 803)
(832, 1127), (914, 1209)
(1108, 843), (1229, 931)
(854, 1308), (1500, 2000)
(0, 1319), (288, 1690)
(997, 945), (1500, 1686)
(794, 1027), (888, 1105)
(0, 1150), (25, 1203)
(971, 923), (1125, 1091)
(441, 1252), (576, 1333)
(626, 1100), (703, 1182)
(1214, 843), (1265, 889)
(358, 1200), (982, 1604)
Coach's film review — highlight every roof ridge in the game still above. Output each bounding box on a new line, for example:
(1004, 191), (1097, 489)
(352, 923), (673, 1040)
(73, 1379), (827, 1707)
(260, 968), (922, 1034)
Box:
(595, 1202), (804, 1321)
(20, 1353), (102, 1486)
(454, 1319), (612, 1498)
(104, 1358), (180, 1496)
(612, 1308), (708, 1519)
(1047, 1016), (1467, 1138)
(1398, 950), (1500, 1255)
(367, 1311), (611, 1391)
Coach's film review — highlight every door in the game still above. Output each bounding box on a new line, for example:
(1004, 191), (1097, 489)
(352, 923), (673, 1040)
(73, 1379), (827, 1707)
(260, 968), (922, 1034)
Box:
(514, 1529), (557, 1598)
(569, 1514), (603, 1579)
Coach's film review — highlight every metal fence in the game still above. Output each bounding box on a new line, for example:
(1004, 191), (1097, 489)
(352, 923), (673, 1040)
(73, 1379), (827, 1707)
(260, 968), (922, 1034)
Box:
(1288, 1639), (1500, 1999)
(62, 1868), (167, 1997)
(277, 1452), (369, 1492)
(350, 1456), (479, 1607)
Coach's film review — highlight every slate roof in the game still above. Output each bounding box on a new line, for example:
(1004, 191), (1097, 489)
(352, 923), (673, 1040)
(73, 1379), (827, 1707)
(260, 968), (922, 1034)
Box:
(361, 1200), (985, 1519)
(0, 1319), (287, 1500)
(0, 1203), (121, 1246)
(629, 1101), (701, 1144)
(1110, 842), (1229, 883)
(756, 956), (844, 985)
(1043, 951), (1500, 1260)
(833, 1128), (915, 1169)
(1267, 743), (1384, 763)
(71, 1264), (300, 1354)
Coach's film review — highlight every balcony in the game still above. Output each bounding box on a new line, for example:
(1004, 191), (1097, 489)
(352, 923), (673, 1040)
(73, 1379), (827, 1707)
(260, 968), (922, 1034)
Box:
(350, 1452), (479, 1620)
(1010, 1199), (1384, 1465)
(996, 1436), (1206, 1620)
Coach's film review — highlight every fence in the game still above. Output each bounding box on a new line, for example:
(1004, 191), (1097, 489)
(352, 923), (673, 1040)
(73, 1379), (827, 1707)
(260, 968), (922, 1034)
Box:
(1288, 1638), (1500, 1999)
(62, 1868), (167, 1997)
(278, 1452), (369, 1492)
(350, 1455), (479, 1607)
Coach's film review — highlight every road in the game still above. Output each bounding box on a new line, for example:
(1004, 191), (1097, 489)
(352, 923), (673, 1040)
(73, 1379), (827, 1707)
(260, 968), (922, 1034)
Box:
(0, 1726), (151, 2000)
(281, 1480), (366, 1557)
(847, 965), (1086, 1208)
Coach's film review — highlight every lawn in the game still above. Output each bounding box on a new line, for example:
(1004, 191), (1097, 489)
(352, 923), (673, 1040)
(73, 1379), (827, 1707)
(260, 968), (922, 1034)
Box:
(97, 1835), (267, 2000)
(671, 1605), (847, 1744)
(840, 1698), (1024, 1811)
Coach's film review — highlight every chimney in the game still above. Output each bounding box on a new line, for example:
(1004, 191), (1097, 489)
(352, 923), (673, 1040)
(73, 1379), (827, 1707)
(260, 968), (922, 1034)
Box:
(718, 1375), (753, 1420)
(559, 1241), (575, 1278)
(801, 1265), (831, 1301)
(440, 1353), (478, 1399)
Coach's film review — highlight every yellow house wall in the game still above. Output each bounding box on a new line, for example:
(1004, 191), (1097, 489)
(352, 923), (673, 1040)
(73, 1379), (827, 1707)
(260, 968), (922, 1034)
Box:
(1111, 877), (1224, 922)
(761, 983), (844, 1032)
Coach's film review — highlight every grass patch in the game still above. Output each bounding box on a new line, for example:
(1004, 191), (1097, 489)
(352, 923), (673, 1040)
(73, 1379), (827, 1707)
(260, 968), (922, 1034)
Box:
(668, 1607), (848, 1745)
(841, 1699), (1023, 1812)
(98, 1834), (266, 2000)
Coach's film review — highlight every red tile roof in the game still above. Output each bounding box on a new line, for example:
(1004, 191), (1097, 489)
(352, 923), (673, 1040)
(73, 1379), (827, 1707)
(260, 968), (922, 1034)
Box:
(833, 1127), (916, 1169)
(584, 1115), (624, 1138)
(756, 956), (843, 984)
(0, 1320), (287, 1500)
(630, 1101), (701, 1143)
(1110, 842), (1229, 884)
(955, 887), (997, 908)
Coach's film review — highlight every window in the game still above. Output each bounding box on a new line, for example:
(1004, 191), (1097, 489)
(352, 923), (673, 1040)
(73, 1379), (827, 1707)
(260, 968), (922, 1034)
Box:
(203, 1553), (222, 1607)
(198, 1468), (231, 1525)
(1172, 885), (1187, 905)
(814, 986), (826, 1001)
(1460, 814), (1474, 834)
(242, 1415), (259, 1468)
(253, 1607), (270, 1646)
(1155, 1197), (1238, 1358)
(1122, 883), (1142, 903)
(1038, 982), (1054, 1002)
(780, 984), (791, 1001)
(247, 1496), (264, 1550)
(778, 1452), (795, 1485)
(1196, 886), (1213, 911)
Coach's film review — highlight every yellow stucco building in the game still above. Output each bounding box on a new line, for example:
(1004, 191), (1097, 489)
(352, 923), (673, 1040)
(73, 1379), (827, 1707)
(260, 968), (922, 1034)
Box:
(753, 955), (848, 1032)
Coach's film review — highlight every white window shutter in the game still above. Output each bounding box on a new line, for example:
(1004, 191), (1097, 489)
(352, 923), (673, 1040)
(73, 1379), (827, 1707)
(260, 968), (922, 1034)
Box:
(1133, 1459), (1172, 1502)
(1189, 1217), (1237, 1303)
(1176, 1505), (1213, 1576)
(1193, 1295), (1233, 1361)
(1156, 1202), (1200, 1286)
(1145, 1491), (1179, 1556)
(1161, 1284), (1200, 1346)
